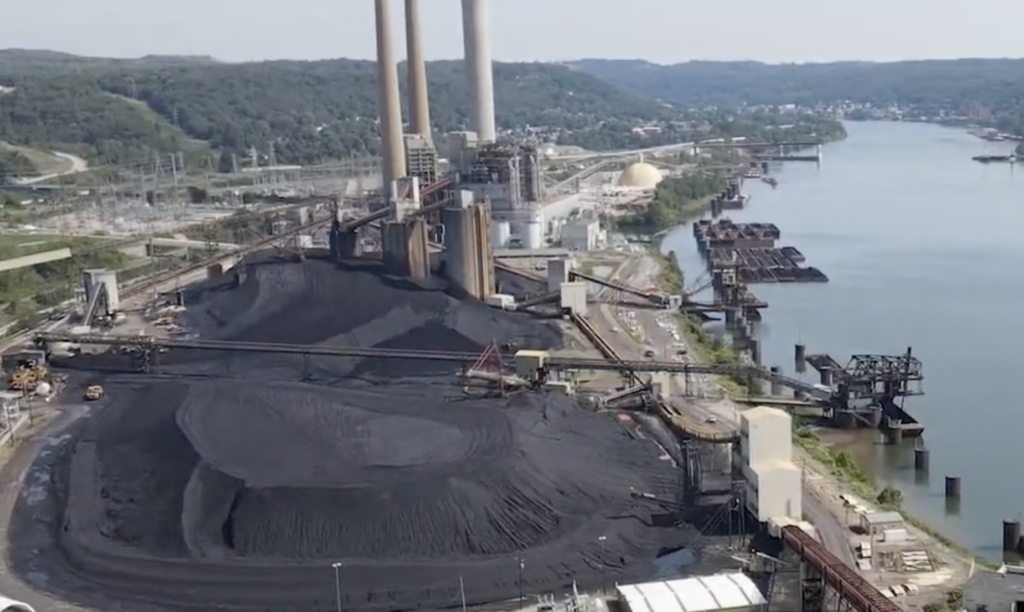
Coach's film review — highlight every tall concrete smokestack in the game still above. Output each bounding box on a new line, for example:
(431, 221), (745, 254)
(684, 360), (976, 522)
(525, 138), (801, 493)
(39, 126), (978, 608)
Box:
(461, 0), (496, 143)
(404, 0), (431, 139)
(375, 0), (406, 194)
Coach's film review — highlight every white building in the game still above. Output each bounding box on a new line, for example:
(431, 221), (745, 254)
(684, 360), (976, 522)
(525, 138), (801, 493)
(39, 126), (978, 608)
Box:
(738, 406), (801, 523)
(964, 565), (1024, 612)
(617, 572), (768, 612)
(561, 218), (601, 251)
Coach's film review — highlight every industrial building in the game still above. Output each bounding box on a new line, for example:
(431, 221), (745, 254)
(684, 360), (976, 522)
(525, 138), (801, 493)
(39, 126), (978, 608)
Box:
(454, 142), (546, 249)
(404, 134), (438, 185)
(737, 406), (802, 524)
(616, 573), (768, 612)
(964, 565), (1024, 612)
(561, 214), (603, 251)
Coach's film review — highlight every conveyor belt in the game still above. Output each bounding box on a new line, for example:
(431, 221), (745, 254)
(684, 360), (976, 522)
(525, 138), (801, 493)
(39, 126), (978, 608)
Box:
(35, 332), (830, 401)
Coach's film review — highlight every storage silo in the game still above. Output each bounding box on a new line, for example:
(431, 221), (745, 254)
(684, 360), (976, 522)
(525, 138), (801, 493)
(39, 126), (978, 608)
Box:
(490, 220), (510, 247)
(524, 214), (543, 249)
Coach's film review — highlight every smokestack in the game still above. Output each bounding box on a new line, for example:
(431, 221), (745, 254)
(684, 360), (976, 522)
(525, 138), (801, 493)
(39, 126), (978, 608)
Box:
(404, 0), (431, 139)
(375, 0), (407, 194)
(461, 0), (496, 143)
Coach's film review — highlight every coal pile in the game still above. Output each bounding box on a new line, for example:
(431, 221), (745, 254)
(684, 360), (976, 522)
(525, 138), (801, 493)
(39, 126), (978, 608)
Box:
(56, 261), (688, 611)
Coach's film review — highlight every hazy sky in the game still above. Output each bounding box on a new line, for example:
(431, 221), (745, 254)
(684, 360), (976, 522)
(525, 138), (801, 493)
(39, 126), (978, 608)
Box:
(7, 0), (1024, 64)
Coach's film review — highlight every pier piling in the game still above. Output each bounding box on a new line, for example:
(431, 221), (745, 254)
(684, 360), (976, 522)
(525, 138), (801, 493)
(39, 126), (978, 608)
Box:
(769, 366), (782, 395)
(913, 447), (929, 471)
(944, 475), (961, 499)
(748, 339), (761, 366)
(794, 343), (806, 373)
(1003, 520), (1021, 553)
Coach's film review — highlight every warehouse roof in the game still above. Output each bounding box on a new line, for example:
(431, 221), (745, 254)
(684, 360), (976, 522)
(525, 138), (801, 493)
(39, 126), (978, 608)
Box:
(617, 572), (767, 612)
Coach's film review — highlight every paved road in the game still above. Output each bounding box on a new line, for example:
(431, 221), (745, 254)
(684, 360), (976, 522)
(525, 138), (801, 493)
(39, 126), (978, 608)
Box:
(589, 252), (855, 565)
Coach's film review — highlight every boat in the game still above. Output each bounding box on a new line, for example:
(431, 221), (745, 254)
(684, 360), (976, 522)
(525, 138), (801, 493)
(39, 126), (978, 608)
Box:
(761, 177), (778, 187)
(972, 154), (1016, 164)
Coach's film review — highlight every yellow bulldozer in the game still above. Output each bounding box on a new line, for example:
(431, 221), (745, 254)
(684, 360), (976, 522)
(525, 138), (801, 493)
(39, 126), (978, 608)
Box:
(9, 361), (49, 392)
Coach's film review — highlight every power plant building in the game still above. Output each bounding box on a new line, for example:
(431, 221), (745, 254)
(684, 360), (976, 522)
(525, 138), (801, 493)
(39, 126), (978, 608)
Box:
(456, 143), (545, 248)
(404, 134), (438, 185)
(737, 406), (802, 523)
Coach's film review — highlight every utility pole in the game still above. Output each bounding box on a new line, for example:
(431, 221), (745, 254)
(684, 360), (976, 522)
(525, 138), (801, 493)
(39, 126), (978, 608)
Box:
(169, 153), (179, 206)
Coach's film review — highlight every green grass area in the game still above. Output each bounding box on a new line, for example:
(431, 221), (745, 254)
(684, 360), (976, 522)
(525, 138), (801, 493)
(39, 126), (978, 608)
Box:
(0, 234), (65, 250)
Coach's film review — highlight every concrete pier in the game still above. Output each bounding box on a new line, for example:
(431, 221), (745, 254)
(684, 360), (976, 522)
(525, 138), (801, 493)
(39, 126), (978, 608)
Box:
(748, 339), (761, 365)
(913, 447), (929, 471)
(944, 475), (961, 499)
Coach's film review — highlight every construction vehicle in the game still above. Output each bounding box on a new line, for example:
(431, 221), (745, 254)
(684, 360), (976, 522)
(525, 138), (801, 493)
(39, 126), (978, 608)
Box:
(8, 358), (49, 392)
(84, 384), (104, 401)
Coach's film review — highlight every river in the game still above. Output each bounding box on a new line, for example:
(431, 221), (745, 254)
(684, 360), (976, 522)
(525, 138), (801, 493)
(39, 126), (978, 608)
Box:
(660, 120), (1022, 558)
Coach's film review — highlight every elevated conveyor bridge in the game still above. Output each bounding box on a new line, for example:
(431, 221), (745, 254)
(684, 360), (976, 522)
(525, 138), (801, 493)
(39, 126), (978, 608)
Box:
(782, 525), (903, 612)
(124, 175), (455, 299)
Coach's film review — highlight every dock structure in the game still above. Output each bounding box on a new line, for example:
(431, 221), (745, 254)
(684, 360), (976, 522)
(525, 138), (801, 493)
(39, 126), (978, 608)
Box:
(804, 348), (925, 437)
(694, 219), (828, 283)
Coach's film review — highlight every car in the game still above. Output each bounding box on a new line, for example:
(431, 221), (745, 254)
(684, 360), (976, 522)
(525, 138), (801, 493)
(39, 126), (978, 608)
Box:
(705, 415), (718, 423)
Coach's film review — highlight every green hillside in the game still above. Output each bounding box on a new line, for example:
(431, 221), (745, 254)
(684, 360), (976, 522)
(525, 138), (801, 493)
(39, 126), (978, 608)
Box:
(570, 58), (1024, 133)
(0, 50), (671, 170)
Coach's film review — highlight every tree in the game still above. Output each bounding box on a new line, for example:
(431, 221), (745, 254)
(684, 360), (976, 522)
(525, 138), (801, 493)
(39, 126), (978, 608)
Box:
(0, 50), (673, 168)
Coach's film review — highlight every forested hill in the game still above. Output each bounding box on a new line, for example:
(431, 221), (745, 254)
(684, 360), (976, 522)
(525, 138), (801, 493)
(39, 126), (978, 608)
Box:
(569, 58), (1024, 111)
(0, 50), (670, 168)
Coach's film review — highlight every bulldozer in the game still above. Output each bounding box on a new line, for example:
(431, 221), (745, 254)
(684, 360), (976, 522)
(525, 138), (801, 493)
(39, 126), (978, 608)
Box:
(84, 383), (104, 401)
(8, 360), (49, 392)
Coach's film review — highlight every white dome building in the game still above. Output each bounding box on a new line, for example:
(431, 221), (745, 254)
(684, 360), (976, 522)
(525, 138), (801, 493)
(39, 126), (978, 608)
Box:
(617, 161), (663, 189)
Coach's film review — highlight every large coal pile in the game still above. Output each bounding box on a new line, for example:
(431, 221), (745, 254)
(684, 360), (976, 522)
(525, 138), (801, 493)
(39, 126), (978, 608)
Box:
(61, 261), (688, 610)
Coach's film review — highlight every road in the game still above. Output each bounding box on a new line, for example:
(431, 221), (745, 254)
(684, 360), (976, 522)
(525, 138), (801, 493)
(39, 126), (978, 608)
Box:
(13, 151), (89, 186)
(588, 251), (855, 566)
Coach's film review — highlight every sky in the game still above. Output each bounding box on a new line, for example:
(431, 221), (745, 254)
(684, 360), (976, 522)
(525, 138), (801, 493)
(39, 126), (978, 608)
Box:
(6, 0), (1024, 64)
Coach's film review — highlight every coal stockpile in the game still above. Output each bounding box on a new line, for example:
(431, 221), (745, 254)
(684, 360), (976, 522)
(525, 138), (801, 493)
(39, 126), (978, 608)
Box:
(54, 260), (688, 612)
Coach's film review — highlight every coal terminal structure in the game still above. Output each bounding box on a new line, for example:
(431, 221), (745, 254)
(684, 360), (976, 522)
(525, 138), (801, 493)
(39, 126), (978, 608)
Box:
(694, 219), (828, 283)
(19, 261), (691, 612)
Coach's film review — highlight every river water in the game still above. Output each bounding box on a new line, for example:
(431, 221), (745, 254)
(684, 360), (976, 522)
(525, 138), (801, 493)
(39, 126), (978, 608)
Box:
(660, 121), (1022, 557)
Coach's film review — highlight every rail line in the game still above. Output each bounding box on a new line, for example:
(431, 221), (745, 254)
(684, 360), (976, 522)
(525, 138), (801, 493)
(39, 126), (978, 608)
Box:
(782, 525), (902, 612)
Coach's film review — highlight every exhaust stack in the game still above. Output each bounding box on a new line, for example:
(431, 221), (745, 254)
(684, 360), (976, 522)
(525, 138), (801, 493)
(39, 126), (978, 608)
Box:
(374, 0), (407, 194)
(404, 0), (431, 139)
(461, 0), (496, 143)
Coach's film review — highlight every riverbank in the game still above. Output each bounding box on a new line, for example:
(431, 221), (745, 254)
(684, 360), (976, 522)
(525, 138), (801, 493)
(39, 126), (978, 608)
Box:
(644, 244), (982, 610)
